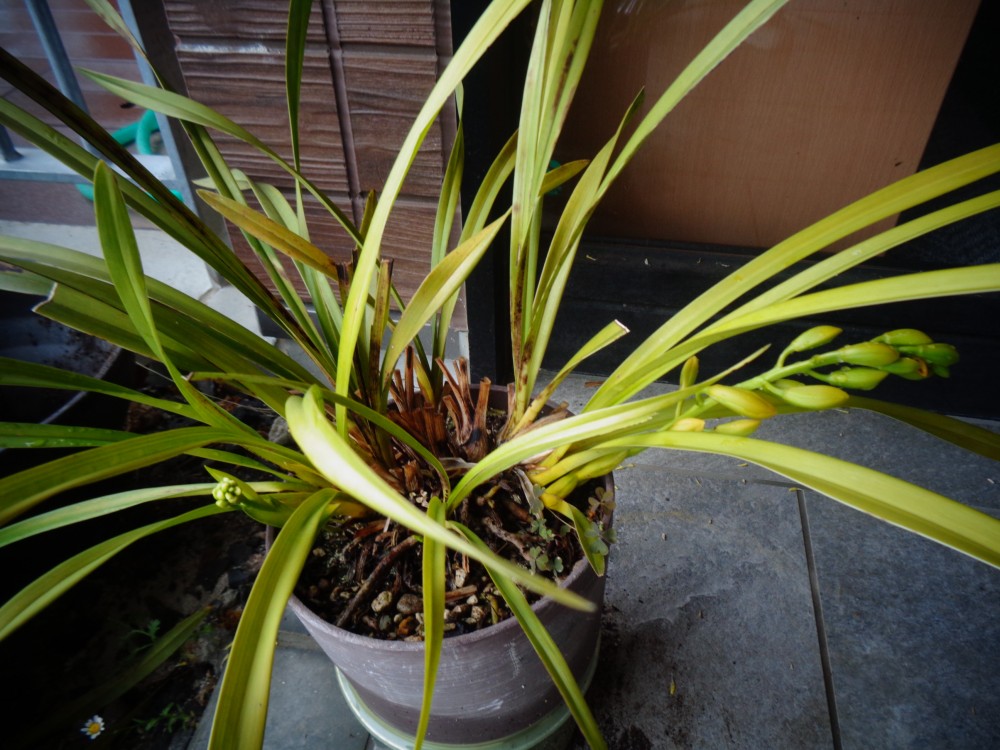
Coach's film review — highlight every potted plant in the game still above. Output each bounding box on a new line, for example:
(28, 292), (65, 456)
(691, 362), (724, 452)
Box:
(1, 0), (998, 748)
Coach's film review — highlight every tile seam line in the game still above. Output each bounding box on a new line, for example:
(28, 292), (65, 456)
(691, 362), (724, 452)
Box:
(797, 489), (843, 750)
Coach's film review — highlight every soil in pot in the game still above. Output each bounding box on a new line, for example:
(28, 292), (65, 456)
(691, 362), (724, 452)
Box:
(292, 384), (615, 642)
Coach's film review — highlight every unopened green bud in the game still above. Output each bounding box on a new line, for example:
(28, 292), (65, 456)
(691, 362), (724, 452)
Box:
(671, 418), (706, 432)
(786, 325), (842, 354)
(212, 476), (242, 506)
(897, 343), (959, 367)
(679, 356), (699, 389)
(777, 384), (850, 410)
(773, 378), (805, 389)
(836, 342), (899, 367)
(707, 385), (777, 419)
(931, 364), (951, 378)
(714, 419), (761, 436)
(826, 367), (889, 391)
(880, 357), (929, 380)
(874, 329), (933, 346)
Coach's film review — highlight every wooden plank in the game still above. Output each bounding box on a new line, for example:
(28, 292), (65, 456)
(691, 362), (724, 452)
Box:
(161, 0), (464, 325)
(162, 0), (327, 43)
(556, 0), (980, 250)
(333, 0), (438, 48)
(342, 48), (444, 199)
(176, 46), (349, 195)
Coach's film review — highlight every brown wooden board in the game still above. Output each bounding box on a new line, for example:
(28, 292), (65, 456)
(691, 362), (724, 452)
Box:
(174, 46), (349, 195)
(556, 0), (980, 250)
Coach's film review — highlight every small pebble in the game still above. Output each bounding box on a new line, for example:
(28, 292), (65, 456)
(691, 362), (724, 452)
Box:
(396, 593), (423, 615)
(397, 616), (417, 637)
(379, 615), (394, 632)
(371, 590), (394, 613)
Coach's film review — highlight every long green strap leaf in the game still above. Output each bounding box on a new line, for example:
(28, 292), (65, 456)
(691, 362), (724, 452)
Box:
(0, 235), (315, 385)
(600, 432), (1000, 568)
(594, 144), (1000, 408)
(845, 396), (1000, 462)
(715, 189), (1000, 327)
(518, 91), (644, 413)
(452, 522), (607, 750)
(94, 162), (257, 432)
(335, 0), (533, 432)
(285, 0), (313, 173)
(0, 427), (237, 525)
(0, 58), (284, 317)
(208, 489), (336, 750)
(200, 191), (341, 277)
(0, 422), (131, 450)
(415, 497), (448, 750)
(601, 265), (1000, 411)
(0, 504), (227, 642)
(1, 480), (305, 548)
(708, 266), (1000, 338)
(0, 357), (197, 420)
(383, 212), (510, 386)
(77, 68), (362, 247)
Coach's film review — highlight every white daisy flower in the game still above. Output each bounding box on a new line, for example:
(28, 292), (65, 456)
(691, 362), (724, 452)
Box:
(80, 715), (105, 741)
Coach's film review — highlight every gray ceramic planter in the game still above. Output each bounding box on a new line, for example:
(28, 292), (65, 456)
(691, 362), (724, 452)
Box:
(273, 386), (612, 748)
(284, 499), (608, 749)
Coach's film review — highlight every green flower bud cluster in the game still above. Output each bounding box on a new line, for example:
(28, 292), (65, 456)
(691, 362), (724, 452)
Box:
(695, 327), (960, 431)
(779, 327), (960, 394)
(213, 476), (243, 508)
(872, 330), (959, 378)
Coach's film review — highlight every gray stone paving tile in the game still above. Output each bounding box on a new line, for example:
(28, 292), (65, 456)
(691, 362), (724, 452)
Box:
(804, 493), (1000, 749)
(570, 466), (831, 749)
(187, 631), (369, 750)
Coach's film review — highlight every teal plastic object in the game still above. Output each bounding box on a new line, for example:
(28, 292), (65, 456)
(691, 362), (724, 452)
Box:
(76, 109), (183, 202)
